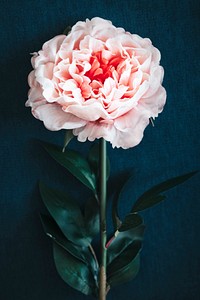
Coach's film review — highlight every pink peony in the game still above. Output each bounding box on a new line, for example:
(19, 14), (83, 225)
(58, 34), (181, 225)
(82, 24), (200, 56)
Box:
(26, 17), (166, 149)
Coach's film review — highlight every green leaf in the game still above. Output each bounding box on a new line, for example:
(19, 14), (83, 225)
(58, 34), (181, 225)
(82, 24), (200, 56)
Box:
(107, 225), (145, 265)
(132, 171), (197, 212)
(108, 241), (141, 274)
(63, 26), (71, 35)
(84, 197), (100, 240)
(40, 214), (98, 279)
(87, 142), (110, 180)
(42, 142), (96, 193)
(40, 213), (84, 262)
(112, 174), (134, 230)
(62, 130), (74, 152)
(39, 182), (90, 247)
(132, 194), (166, 212)
(53, 243), (98, 296)
(107, 242), (141, 287)
(119, 213), (143, 232)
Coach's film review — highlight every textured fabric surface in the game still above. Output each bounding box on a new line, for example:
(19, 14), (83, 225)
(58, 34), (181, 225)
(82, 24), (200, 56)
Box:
(0, 1), (199, 299)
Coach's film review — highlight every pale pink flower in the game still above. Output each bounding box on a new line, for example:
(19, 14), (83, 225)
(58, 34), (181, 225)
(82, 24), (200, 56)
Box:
(26, 17), (166, 149)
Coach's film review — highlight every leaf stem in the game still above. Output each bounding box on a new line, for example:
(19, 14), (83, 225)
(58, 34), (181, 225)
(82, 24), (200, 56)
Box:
(89, 244), (99, 269)
(99, 138), (107, 300)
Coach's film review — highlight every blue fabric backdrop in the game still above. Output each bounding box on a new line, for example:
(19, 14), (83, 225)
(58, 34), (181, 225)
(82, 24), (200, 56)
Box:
(0, 1), (199, 299)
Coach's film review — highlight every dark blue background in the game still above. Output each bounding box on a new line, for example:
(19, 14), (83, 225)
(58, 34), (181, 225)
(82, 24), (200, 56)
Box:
(0, 1), (199, 299)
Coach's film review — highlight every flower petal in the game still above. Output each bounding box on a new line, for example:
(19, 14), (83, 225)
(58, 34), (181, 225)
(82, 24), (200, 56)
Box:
(33, 35), (66, 68)
(140, 86), (167, 118)
(113, 108), (151, 148)
(64, 101), (110, 121)
(73, 122), (116, 143)
(32, 102), (87, 130)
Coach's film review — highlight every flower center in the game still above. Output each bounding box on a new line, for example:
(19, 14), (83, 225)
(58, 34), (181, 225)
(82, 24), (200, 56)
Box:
(85, 51), (119, 83)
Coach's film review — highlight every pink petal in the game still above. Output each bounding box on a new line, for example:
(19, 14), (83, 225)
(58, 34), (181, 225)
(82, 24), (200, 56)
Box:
(64, 101), (110, 121)
(32, 102), (87, 130)
(80, 35), (104, 52)
(35, 62), (54, 82)
(107, 80), (149, 118)
(140, 86), (167, 117)
(28, 70), (36, 88)
(25, 95), (46, 109)
(101, 77), (116, 97)
(143, 66), (164, 98)
(73, 122), (116, 143)
(113, 108), (150, 148)
(33, 35), (66, 68)
(26, 86), (44, 106)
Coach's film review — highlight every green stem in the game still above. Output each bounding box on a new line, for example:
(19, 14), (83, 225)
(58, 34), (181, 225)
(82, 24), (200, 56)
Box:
(99, 139), (107, 300)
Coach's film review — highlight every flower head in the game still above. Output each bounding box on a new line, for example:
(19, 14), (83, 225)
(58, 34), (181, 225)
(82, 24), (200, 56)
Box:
(26, 17), (166, 149)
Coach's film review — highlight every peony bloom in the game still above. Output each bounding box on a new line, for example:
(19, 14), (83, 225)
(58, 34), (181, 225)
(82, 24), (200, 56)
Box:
(26, 17), (166, 149)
